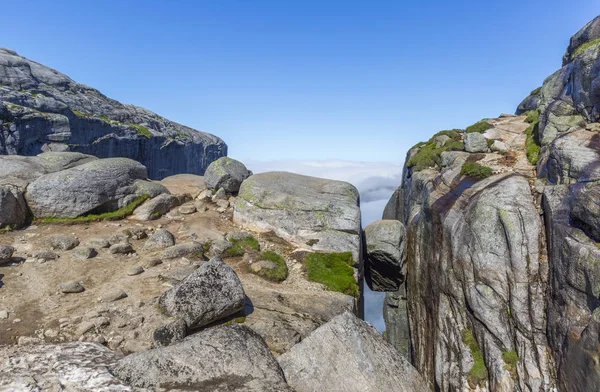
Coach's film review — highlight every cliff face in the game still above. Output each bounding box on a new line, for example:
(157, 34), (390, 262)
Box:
(0, 48), (226, 179)
(380, 15), (600, 391)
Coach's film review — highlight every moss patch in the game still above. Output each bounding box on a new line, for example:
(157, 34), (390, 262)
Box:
(524, 110), (541, 165)
(222, 236), (260, 258)
(466, 120), (492, 134)
(572, 38), (600, 60)
(530, 87), (542, 96)
(407, 130), (465, 171)
(460, 162), (493, 179)
(37, 195), (150, 224)
(502, 350), (519, 369)
(305, 252), (358, 297)
(252, 251), (288, 282)
(461, 328), (488, 388)
(131, 124), (152, 138)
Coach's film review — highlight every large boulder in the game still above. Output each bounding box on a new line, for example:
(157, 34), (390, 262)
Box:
(158, 257), (245, 328)
(112, 324), (291, 391)
(0, 342), (132, 391)
(204, 157), (251, 193)
(364, 219), (406, 292)
(234, 171), (361, 261)
(25, 158), (167, 218)
(278, 311), (428, 392)
(0, 48), (226, 179)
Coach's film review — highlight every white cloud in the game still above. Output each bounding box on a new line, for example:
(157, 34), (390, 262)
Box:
(245, 159), (404, 332)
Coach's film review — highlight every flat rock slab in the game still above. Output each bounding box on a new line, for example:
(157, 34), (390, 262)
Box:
(158, 257), (245, 329)
(234, 171), (361, 261)
(0, 342), (133, 391)
(278, 311), (428, 392)
(112, 324), (290, 391)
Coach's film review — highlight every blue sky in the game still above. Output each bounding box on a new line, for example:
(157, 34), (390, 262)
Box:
(2, 1), (598, 163)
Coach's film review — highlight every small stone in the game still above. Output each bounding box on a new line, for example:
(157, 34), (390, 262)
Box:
(12, 318), (21, 323)
(216, 199), (229, 209)
(109, 243), (134, 254)
(143, 229), (175, 251)
(178, 205), (197, 215)
(127, 265), (144, 276)
(101, 289), (128, 303)
(0, 310), (8, 319)
(129, 316), (144, 329)
(92, 316), (110, 328)
(73, 247), (97, 260)
(60, 281), (85, 293)
(35, 251), (59, 262)
(144, 259), (163, 268)
(249, 260), (279, 273)
(108, 234), (129, 245)
(197, 189), (211, 201)
(216, 207), (227, 213)
(123, 227), (147, 240)
(0, 244), (15, 264)
(211, 187), (228, 202)
(47, 234), (79, 250)
(88, 238), (110, 248)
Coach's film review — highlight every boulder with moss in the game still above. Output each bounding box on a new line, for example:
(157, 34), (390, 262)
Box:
(0, 48), (226, 179)
(204, 157), (251, 193)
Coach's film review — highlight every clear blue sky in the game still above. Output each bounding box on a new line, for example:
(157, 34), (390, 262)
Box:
(2, 1), (598, 163)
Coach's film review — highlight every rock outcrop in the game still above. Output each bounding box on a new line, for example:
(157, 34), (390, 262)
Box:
(278, 311), (428, 392)
(364, 219), (405, 292)
(234, 171), (362, 261)
(0, 48), (226, 179)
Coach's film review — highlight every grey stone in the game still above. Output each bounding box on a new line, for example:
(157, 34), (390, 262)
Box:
(278, 312), (428, 392)
(72, 247), (97, 260)
(0, 342), (130, 391)
(47, 234), (79, 250)
(0, 48), (226, 180)
(364, 219), (406, 292)
(109, 243), (134, 254)
(178, 205), (196, 214)
(101, 289), (128, 303)
(211, 187), (228, 202)
(122, 227), (147, 240)
(152, 319), (187, 347)
(143, 229), (175, 251)
(208, 238), (233, 257)
(204, 157), (251, 193)
(0, 244), (14, 263)
(0, 310), (9, 319)
(36, 251), (59, 261)
(158, 257), (245, 329)
(491, 140), (509, 153)
(60, 281), (84, 293)
(132, 193), (178, 221)
(249, 259), (279, 273)
(112, 324), (290, 391)
(216, 199), (230, 209)
(160, 242), (203, 259)
(234, 172), (361, 262)
(464, 132), (488, 152)
(88, 238), (110, 249)
(434, 134), (450, 148)
(127, 265), (144, 276)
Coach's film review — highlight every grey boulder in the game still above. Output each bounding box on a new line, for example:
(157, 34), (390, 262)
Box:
(278, 311), (428, 392)
(143, 229), (176, 251)
(0, 244), (14, 264)
(47, 234), (79, 250)
(158, 257), (245, 328)
(132, 193), (178, 221)
(204, 157), (251, 193)
(364, 219), (406, 292)
(25, 158), (159, 218)
(464, 132), (488, 153)
(112, 324), (290, 391)
(234, 171), (361, 262)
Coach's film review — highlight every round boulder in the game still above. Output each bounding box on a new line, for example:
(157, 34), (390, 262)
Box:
(204, 157), (250, 193)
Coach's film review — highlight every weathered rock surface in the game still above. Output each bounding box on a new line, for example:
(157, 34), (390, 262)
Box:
(204, 156), (251, 193)
(26, 158), (167, 218)
(158, 257), (245, 328)
(0, 48), (226, 179)
(364, 219), (406, 292)
(464, 132), (488, 152)
(112, 324), (290, 391)
(0, 342), (132, 391)
(234, 171), (361, 261)
(278, 311), (428, 392)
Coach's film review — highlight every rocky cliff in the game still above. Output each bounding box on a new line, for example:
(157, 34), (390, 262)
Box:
(0, 48), (226, 179)
(375, 14), (600, 391)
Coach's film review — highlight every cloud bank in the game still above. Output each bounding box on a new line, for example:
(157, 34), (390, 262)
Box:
(245, 159), (404, 332)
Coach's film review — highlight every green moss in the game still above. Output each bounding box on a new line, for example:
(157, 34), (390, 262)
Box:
(465, 120), (492, 134)
(461, 329), (488, 387)
(502, 350), (519, 370)
(460, 162), (493, 179)
(0, 224), (17, 234)
(222, 236), (260, 258)
(72, 110), (90, 117)
(252, 251), (288, 282)
(37, 195), (149, 224)
(131, 124), (152, 138)
(305, 252), (358, 297)
(530, 87), (542, 96)
(221, 316), (247, 326)
(524, 110), (541, 165)
(571, 38), (600, 60)
(407, 128), (465, 171)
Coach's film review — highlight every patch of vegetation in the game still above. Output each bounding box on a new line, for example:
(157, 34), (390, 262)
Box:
(465, 120), (492, 134)
(460, 162), (493, 179)
(571, 38), (600, 60)
(221, 316), (247, 326)
(252, 251), (288, 282)
(461, 328), (488, 388)
(524, 110), (541, 165)
(72, 110), (90, 117)
(407, 130), (465, 171)
(502, 350), (519, 370)
(530, 87), (542, 96)
(37, 195), (149, 224)
(222, 236), (260, 258)
(131, 124), (152, 138)
(0, 224), (17, 234)
(304, 252), (359, 297)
